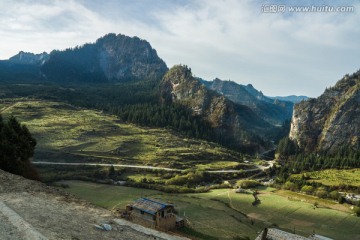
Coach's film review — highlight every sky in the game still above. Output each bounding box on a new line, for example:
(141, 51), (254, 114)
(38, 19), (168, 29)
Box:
(1, 0), (359, 97)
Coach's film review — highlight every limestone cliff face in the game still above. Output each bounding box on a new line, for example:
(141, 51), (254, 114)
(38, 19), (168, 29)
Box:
(161, 65), (274, 152)
(97, 34), (168, 81)
(289, 71), (360, 153)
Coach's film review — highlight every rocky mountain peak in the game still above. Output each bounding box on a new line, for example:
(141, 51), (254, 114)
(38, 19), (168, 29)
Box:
(161, 65), (206, 112)
(8, 51), (49, 65)
(96, 33), (168, 81)
(41, 33), (168, 83)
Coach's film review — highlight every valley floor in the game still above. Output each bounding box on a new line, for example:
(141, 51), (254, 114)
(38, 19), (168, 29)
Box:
(59, 180), (360, 240)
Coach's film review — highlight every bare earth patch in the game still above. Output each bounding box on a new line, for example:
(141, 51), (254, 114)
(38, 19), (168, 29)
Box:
(0, 169), (188, 240)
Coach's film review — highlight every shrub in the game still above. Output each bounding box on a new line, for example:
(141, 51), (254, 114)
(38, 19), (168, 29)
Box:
(315, 187), (329, 199)
(329, 191), (340, 200)
(301, 185), (314, 194)
(236, 180), (261, 189)
(283, 181), (298, 191)
(354, 206), (360, 217)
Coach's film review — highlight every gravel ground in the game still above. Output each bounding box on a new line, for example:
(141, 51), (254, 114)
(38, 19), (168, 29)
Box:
(0, 169), (164, 240)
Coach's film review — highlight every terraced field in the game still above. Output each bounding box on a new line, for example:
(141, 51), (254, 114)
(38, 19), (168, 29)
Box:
(0, 98), (248, 170)
(302, 169), (360, 187)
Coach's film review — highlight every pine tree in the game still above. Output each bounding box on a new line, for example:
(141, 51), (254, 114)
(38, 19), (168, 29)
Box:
(0, 115), (39, 180)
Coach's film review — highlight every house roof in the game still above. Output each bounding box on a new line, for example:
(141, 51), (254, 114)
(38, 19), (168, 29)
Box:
(131, 198), (173, 215)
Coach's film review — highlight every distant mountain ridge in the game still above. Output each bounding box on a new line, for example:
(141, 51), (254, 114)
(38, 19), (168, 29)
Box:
(268, 95), (308, 104)
(290, 71), (360, 153)
(202, 78), (294, 125)
(8, 51), (49, 65)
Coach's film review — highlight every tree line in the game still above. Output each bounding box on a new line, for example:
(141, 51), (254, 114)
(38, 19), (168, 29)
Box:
(275, 137), (360, 181)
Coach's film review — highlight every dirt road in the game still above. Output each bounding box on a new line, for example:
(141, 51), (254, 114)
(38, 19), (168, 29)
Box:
(33, 161), (265, 173)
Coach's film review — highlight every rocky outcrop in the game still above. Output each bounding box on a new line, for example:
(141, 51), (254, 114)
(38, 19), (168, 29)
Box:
(161, 65), (274, 152)
(8, 51), (49, 65)
(289, 71), (360, 153)
(202, 79), (293, 125)
(96, 34), (168, 81)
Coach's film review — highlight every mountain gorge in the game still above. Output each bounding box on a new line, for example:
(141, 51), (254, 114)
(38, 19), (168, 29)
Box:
(161, 65), (274, 152)
(202, 79), (293, 125)
(289, 71), (360, 153)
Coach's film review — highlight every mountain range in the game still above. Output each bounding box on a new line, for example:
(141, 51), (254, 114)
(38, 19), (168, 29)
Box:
(1, 33), (168, 84)
(2, 32), (357, 155)
(202, 79), (294, 126)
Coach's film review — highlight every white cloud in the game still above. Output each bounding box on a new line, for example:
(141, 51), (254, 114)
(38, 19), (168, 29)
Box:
(0, 0), (359, 97)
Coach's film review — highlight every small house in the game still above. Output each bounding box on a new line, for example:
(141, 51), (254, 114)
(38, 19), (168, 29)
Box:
(127, 198), (182, 230)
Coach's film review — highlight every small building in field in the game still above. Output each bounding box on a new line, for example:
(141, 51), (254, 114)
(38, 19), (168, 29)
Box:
(126, 198), (183, 230)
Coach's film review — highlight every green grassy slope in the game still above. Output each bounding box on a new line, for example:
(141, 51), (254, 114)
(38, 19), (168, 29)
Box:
(0, 98), (248, 169)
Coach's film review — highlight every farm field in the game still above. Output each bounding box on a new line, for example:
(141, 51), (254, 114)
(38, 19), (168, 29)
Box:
(294, 169), (360, 188)
(201, 187), (360, 240)
(59, 181), (360, 240)
(0, 98), (249, 170)
(59, 180), (262, 240)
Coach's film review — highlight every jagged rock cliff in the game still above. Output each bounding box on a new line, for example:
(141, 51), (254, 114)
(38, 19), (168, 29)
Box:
(96, 34), (168, 81)
(202, 79), (293, 125)
(161, 65), (274, 152)
(289, 71), (360, 153)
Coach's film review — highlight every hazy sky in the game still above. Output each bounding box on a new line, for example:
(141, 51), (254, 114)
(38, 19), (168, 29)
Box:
(1, 0), (359, 97)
